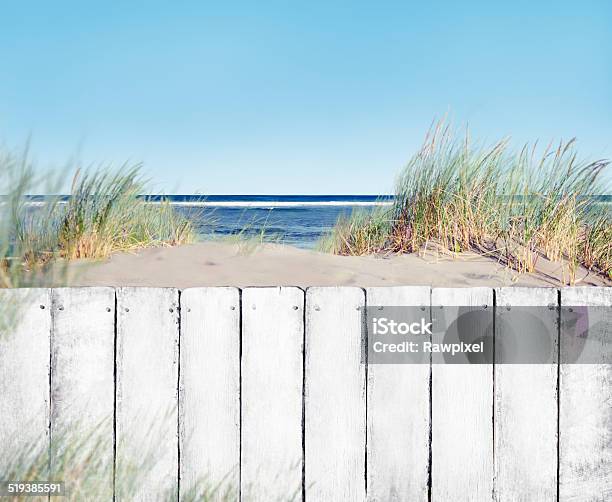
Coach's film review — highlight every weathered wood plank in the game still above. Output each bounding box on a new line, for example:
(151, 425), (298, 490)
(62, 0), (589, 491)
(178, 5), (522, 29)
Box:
(431, 287), (493, 501)
(179, 287), (240, 501)
(305, 287), (366, 502)
(560, 287), (611, 501)
(0, 289), (51, 489)
(50, 287), (115, 499)
(494, 287), (558, 501)
(241, 287), (303, 501)
(365, 286), (430, 502)
(116, 287), (179, 501)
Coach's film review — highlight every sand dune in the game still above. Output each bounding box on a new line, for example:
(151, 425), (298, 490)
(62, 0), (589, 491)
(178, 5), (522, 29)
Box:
(55, 241), (609, 288)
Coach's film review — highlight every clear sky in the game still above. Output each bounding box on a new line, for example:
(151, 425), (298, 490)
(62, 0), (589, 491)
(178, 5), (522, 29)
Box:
(0, 1), (610, 194)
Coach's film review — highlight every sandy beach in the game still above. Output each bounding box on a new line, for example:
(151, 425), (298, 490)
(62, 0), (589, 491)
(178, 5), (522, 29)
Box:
(54, 241), (610, 288)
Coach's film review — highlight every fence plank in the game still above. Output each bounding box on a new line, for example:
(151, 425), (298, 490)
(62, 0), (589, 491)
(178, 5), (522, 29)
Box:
(0, 288), (51, 489)
(50, 287), (115, 498)
(4, 285), (609, 501)
(240, 287), (304, 501)
(560, 287), (611, 501)
(494, 287), (558, 501)
(365, 286), (430, 502)
(305, 287), (366, 502)
(241, 287), (304, 501)
(179, 287), (240, 500)
(431, 287), (493, 501)
(116, 287), (179, 501)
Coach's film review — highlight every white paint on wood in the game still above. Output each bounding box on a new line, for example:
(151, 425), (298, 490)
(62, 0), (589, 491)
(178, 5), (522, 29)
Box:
(365, 286), (430, 502)
(0, 289), (51, 479)
(50, 287), (115, 498)
(179, 287), (240, 501)
(305, 287), (366, 502)
(241, 287), (304, 501)
(3, 285), (611, 501)
(431, 287), (493, 501)
(560, 287), (611, 501)
(494, 287), (558, 501)
(116, 287), (179, 501)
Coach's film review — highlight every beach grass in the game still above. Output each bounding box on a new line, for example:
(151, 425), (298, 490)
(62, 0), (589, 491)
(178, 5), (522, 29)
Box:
(0, 417), (238, 502)
(58, 167), (194, 260)
(319, 207), (389, 255)
(325, 121), (611, 283)
(0, 148), (195, 288)
(211, 208), (286, 254)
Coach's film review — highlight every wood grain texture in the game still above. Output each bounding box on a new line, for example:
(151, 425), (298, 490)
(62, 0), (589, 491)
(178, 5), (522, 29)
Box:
(179, 287), (240, 501)
(365, 286), (430, 502)
(494, 287), (558, 501)
(241, 287), (304, 501)
(560, 287), (611, 501)
(0, 288), (51, 490)
(3, 285), (610, 501)
(431, 287), (493, 502)
(50, 287), (115, 498)
(116, 287), (179, 501)
(305, 287), (366, 502)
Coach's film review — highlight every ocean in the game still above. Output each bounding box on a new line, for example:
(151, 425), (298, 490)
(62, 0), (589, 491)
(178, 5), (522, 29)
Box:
(22, 193), (610, 249)
(163, 195), (392, 249)
(22, 194), (391, 249)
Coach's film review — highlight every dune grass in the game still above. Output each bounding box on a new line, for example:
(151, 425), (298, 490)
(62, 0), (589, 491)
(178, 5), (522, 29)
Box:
(0, 146), (59, 288)
(1, 416), (238, 502)
(58, 167), (193, 260)
(0, 148), (195, 288)
(319, 207), (390, 256)
(211, 208), (286, 254)
(324, 121), (611, 283)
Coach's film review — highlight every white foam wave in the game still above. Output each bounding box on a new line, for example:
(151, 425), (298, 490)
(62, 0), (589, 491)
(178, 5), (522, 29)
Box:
(18, 200), (392, 208)
(159, 200), (393, 208)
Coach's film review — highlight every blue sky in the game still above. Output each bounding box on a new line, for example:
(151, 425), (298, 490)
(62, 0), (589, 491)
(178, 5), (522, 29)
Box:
(0, 1), (610, 194)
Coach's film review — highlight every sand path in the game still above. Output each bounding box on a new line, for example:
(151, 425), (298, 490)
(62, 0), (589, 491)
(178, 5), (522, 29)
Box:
(53, 241), (609, 288)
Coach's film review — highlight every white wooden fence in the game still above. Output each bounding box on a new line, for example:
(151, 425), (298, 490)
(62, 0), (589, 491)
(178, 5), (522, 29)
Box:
(0, 286), (610, 501)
